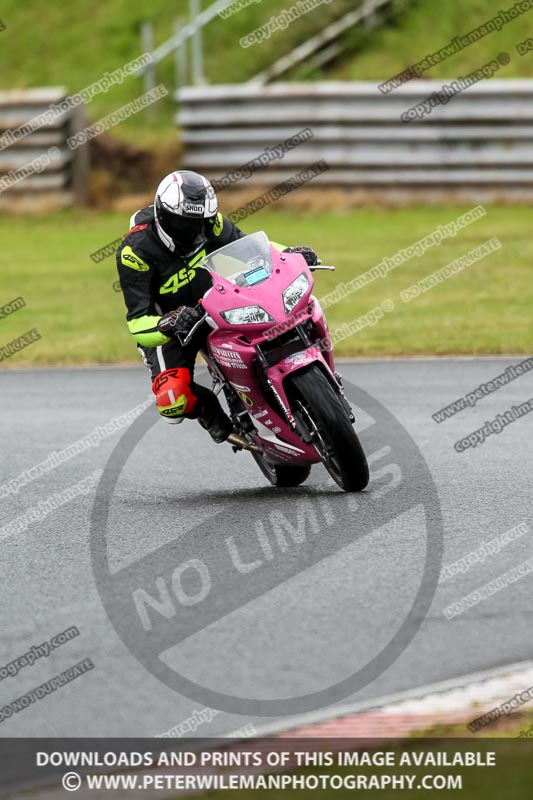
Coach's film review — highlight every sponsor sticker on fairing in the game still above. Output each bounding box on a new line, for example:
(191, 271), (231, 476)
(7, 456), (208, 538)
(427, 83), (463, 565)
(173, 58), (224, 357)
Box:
(211, 346), (247, 369)
(286, 352), (310, 367)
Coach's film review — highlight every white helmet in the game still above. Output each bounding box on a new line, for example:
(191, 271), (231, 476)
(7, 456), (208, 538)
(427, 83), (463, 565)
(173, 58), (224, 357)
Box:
(154, 170), (218, 253)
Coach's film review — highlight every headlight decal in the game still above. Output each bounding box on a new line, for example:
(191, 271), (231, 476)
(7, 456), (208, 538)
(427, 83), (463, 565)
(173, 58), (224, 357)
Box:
(220, 305), (274, 325)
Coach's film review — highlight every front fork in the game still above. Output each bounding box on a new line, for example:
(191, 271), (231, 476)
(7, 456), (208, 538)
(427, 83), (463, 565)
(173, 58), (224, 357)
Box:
(333, 370), (356, 423)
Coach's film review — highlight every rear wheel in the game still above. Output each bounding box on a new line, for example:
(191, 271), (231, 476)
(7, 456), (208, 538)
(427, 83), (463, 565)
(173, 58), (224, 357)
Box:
(289, 365), (369, 492)
(223, 382), (311, 488)
(251, 453), (311, 488)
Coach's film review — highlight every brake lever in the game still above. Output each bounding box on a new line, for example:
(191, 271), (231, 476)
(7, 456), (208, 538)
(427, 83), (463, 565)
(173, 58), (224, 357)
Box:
(309, 265), (336, 271)
(180, 313), (208, 347)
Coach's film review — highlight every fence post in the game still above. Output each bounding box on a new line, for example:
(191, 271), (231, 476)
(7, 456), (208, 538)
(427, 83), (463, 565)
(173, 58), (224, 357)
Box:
(175, 18), (188, 89)
(70, 104), (90, 206)
(141, 20), (156, 116)
(189, 0), (205, 85)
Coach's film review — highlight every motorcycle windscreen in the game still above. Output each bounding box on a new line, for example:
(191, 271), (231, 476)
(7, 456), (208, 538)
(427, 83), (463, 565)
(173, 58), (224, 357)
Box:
(201, 231), (273, 285)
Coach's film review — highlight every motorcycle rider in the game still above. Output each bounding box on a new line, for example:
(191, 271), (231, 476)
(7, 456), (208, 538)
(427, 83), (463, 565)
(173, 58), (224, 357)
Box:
(116, 170), (319, 442)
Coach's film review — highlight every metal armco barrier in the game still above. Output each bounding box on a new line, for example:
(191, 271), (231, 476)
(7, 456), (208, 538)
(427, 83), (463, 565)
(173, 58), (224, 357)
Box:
(0, 88), (88, 208)
(177, 80), (533, 200)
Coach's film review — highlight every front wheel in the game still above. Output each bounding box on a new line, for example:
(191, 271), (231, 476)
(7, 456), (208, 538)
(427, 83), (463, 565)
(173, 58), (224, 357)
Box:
(289, 365), (369, 492)
(251, 453), (311, 488)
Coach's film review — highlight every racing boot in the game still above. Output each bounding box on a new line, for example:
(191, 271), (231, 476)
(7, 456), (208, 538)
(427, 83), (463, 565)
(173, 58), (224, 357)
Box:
(195, 385), (233, 444)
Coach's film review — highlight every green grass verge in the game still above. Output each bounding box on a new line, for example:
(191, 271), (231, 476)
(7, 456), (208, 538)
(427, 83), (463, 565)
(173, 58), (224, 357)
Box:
(328, 0), (533, 81)
(0, 203), (530, 368)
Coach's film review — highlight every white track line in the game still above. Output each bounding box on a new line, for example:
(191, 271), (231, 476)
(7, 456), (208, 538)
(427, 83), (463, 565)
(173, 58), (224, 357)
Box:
(246, 660), (533, 739)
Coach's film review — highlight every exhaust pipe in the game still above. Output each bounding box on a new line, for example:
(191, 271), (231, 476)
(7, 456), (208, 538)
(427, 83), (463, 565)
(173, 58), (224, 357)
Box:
(227, 433), (263, 454)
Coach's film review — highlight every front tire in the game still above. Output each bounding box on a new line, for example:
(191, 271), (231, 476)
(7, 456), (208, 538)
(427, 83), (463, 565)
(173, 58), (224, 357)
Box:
(289, 365), (369, 492)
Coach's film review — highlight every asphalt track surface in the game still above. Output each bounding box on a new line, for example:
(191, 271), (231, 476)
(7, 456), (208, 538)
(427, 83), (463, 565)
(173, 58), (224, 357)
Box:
(0, 358), (531, 736)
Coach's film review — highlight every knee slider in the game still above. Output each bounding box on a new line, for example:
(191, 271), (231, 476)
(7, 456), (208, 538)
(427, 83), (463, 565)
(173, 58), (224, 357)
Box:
(152, 367), (197, 418)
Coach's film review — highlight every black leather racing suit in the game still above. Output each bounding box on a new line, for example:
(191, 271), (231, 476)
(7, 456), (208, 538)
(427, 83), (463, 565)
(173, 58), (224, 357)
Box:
(116, 205), (245, 421)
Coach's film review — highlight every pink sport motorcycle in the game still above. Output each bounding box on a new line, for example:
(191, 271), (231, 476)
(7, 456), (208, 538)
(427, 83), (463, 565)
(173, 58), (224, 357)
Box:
(185, 232), (369, 492)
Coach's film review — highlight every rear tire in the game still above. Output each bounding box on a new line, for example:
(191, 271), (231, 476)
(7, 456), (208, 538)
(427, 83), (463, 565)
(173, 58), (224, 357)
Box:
(289, 365), (369, 492)
(251, 453), (311, 488)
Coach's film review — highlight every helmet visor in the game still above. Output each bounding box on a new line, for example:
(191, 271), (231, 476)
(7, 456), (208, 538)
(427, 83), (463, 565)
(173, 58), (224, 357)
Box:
(158, 203), (206, 244)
